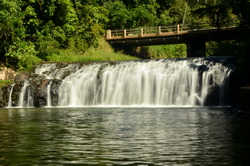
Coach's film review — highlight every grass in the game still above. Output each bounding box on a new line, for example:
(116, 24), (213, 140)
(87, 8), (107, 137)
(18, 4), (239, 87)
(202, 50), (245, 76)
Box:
(0, 80), (14, 88)
(46, 39), (139, 62)
(147, 44), (186, 59)
(46, 49), (138, 62)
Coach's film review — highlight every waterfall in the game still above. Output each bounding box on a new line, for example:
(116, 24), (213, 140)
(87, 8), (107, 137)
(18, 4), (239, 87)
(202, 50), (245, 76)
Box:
(11, 58), (234, 108)
(57, 59), (232, 107)
(17, 81), (29, 107)
(7, 84), (15, 108)
(34, 63), (81, 79)
(47, 81), (52, 107)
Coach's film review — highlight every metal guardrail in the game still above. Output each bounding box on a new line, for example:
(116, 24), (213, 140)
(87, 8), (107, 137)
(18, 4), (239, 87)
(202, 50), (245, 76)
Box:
(106, 22), (240, 39)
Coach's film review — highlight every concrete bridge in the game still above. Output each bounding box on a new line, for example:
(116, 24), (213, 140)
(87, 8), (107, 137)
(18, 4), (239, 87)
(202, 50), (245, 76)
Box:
(106, 24), (249, 57)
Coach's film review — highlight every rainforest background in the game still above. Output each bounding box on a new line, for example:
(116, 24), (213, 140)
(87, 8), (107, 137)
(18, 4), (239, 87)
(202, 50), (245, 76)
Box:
(0, 0), (250, 83)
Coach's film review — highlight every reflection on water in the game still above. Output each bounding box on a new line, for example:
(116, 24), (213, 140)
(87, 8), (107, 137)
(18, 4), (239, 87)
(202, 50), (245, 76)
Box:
(0, 107), (250, 165)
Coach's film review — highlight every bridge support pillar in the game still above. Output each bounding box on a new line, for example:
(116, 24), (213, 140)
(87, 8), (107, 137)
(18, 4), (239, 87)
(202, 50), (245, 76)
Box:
(186, 40), (206, 57)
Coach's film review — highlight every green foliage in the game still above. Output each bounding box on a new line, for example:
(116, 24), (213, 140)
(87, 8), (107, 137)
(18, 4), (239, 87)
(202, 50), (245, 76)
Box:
(0, 80), (14, 88)
(169, 0), (191, 24)
(206, 41), (242, 57)
(0, 0), (21, 62)
(192, 0), (239, 28)
(147, 45), (186, 59)
(46, 39), (138, 62)
(104, 1), (130, 29)
(0, 0), (249, 78)
(5, 41), (42, 70)
(0, 0), (110, 70)
(230, 0), (250, 27)
(130, 4), (159, 27)
(73, 3), (109, 50)
(159, 10), (174, 25)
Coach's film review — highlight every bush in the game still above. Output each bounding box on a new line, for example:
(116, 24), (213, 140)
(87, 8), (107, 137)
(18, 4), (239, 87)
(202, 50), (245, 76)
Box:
(5, 41), (42, 71)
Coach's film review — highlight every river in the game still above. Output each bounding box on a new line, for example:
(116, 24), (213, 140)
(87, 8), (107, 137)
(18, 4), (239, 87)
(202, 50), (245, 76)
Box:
(0, 107), (250, 165)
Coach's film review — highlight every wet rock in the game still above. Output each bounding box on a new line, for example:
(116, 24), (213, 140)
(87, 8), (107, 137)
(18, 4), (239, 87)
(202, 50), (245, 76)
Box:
(0, 78), (62, 108)
(50, 79), (62, 106)
(14, 72), (29, 82)
(30, 79), (62, 107)
(0, 87), (8, 107)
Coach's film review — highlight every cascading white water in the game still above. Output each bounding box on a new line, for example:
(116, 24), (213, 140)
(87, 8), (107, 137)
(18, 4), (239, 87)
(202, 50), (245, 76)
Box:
(7, 84), (15, 108)
(13, 58), (233, 108)
(34, 63), (81, 79)
(201, 63), (231, 105)
(17, 81), (29, 107)
(57, 59), (231, 107)
(34, 63), (57, 78)
(47, 81), (52, 107)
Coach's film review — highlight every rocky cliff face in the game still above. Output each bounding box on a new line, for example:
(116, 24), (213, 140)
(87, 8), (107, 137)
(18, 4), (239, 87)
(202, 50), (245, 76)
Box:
(0, 78), (62, 108)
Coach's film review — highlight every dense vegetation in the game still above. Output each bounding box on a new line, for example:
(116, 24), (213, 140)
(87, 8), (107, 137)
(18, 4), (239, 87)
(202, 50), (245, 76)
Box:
(0, 0), (250, 83)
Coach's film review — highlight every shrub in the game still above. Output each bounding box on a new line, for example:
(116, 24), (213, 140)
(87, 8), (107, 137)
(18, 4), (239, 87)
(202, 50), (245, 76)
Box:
(5, 41), (42, 71)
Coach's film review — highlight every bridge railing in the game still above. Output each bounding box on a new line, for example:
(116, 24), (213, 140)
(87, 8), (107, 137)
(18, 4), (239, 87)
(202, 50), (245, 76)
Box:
(106, 25), (179, 39)
(106, 22), (240, 39)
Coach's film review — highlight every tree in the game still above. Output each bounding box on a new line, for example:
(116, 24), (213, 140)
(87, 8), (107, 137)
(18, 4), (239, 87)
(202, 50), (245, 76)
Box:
(159, 10), (174, 25)
(0, 0), (109, 69)
(169, 0), (191, 25)
(105, 1), (130, 29)
(0, 0), (24, 66)
(73, 1), (109, 50)
(230, 0), (250, 27)
(129, 4), (159, 27)
(157, 0), (174, 10)
(192, 0), (237, 29)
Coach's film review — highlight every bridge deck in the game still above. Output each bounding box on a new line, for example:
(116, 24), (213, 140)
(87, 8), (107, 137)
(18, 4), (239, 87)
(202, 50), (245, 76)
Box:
(108, 27), (243, 46)
(106, 23), (248, 47)
(106, 24), (249, 57)
(107, 24), (218, 40)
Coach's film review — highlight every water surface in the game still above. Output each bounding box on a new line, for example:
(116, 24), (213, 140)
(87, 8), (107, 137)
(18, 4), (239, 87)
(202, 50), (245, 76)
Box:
(0, 107), (250, 165)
